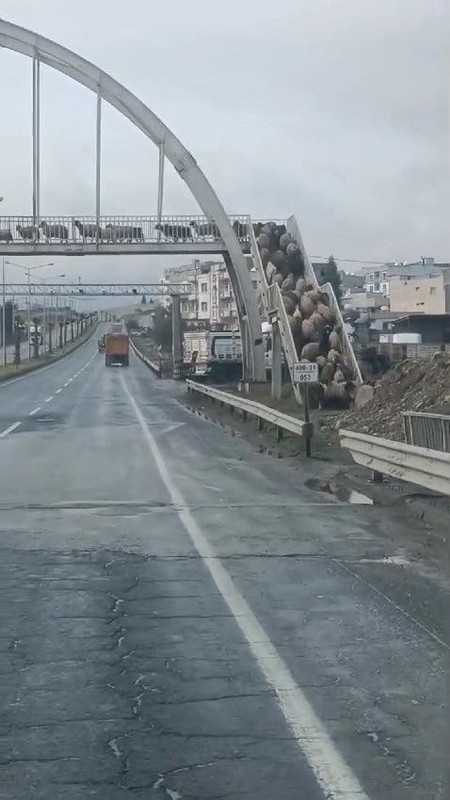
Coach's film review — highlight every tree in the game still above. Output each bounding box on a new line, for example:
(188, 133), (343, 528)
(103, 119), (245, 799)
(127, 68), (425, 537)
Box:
(316, 256), (342, 307)
(150, 305), (172, 351)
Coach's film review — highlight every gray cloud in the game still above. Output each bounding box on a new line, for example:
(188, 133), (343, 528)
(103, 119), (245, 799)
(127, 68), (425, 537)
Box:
(1, 0), (448, 293)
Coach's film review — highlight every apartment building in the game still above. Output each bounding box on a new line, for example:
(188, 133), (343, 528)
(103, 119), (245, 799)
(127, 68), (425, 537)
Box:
(161, 260), (238, 328)
(389, 269), (450, 314)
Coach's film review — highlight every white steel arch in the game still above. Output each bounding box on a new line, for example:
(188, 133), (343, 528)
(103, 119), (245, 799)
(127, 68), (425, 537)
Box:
(0, 18), (265, 381)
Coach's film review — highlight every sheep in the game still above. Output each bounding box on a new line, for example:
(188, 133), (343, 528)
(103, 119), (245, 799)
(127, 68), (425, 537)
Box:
(104, 223), (144, 241)
(259, 247), (270, 267)
(256, 232), (271, 250)
(279, 232), (292, 250)
(190, 220), (221, 239)
(265, 262), (277, 283)
(318, 324), (333, 354)
(74, 220), (103, 240)
(0, 229), (13, 242)
(232, 220), (248, 239)
(155, 223), (192, 241)
(281, 273), (295, 291)
(16, 224), (38, 241)
(39, 221), (69, 241)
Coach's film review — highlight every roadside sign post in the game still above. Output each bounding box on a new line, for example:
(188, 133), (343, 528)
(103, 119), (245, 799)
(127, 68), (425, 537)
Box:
(293, 361), (319, 458)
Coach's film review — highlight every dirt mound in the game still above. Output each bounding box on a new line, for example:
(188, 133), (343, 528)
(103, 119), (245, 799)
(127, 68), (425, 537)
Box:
(333, 353), (450, 441)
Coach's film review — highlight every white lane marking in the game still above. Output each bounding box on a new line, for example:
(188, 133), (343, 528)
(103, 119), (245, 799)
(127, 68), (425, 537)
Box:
(120, 374), (370, 800)
(28, 406), (42, 416)
(45, 396), (54, 403)
(55, 388), (63, 394)
(0, 421), (21, 438)
(64, 381), (71, 387)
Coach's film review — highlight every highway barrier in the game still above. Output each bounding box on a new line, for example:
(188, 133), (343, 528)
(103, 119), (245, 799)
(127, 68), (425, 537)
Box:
(186, 379), (307, 443)
(130, 338), (161, 377)
(339, 428), (450, 496)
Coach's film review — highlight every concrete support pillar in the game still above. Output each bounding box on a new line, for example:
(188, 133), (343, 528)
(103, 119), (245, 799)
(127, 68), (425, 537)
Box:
(172, 295), (182, 380)
(271, 321), (282, 400)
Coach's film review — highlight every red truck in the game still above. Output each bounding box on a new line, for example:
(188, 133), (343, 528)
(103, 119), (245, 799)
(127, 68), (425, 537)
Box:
(104, 327), (130, 367)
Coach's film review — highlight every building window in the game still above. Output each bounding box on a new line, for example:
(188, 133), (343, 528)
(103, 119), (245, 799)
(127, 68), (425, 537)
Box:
(382, 272), (387, 282)
(430, 287), (436, 295)
(200, 283), (208, 293)
(201, 302), (208, 311)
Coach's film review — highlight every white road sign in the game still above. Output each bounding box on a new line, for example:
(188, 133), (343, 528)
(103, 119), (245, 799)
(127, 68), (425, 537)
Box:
(293, 361), (319, 384)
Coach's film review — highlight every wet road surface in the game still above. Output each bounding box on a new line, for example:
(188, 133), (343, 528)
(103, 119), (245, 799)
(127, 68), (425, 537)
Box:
(0, 333), (448, 799)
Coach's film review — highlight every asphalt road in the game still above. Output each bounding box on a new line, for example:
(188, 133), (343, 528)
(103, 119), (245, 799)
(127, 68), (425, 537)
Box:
(0, 332), (448, 799)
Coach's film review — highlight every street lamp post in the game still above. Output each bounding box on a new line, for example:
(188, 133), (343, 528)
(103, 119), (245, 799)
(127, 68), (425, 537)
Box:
(4, 261), (54, 359)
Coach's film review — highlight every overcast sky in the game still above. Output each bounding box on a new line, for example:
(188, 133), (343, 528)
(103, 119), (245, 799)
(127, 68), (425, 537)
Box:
(0, 0), (448, 302)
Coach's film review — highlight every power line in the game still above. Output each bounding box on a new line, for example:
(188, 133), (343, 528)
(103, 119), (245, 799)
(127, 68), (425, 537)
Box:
(309, 256), (393, 265)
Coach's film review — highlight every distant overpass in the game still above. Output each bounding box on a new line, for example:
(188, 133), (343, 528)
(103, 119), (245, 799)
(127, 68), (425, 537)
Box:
(3, 282), (190, 297)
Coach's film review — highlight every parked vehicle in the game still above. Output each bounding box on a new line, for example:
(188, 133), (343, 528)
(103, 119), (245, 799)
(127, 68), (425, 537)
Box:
(183, 331), (241, 380)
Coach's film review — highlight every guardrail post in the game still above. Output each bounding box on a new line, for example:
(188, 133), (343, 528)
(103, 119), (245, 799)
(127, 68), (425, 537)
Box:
(242, 410), (248, 422)
(257, 417), (264, 431)
(372, 470), (383, 483)
(442, 418), (448, 453)
(276, 426), (283, 444)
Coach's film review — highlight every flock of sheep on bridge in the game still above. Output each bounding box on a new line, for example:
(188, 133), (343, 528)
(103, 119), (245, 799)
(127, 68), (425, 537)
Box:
(254, 220), (357, 407)
(0, 219), (249, 243)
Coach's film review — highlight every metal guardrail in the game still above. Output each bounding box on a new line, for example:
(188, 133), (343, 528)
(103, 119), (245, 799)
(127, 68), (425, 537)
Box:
(403, 412), (450, 453)
(186, 379), (306, 440)
(130, 339), (161, 377)
(340, 428), (450, 496)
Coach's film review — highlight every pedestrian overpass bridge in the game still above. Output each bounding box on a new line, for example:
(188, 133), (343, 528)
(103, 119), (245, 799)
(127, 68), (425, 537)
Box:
(0, 18), (357, 390)
(0, 214), (252, 257)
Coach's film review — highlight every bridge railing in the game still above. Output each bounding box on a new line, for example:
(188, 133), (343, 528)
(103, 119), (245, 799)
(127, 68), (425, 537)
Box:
(0, 214), (251, 245)
(403, 412), (450, 453)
